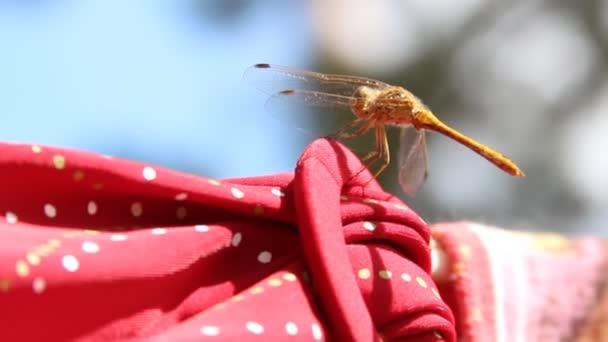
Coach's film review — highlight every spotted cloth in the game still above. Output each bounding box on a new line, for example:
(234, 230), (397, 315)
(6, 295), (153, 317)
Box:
(0, 139), (455, 341)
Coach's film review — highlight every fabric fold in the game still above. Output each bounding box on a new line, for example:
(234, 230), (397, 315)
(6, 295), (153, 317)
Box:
(0, 139), (455, 341)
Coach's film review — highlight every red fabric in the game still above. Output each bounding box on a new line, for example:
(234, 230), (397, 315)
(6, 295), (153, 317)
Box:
(0, 139), (455, 341)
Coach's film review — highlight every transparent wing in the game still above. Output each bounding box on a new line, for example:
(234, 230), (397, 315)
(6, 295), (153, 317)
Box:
(398, 126), (429, 196)
(264, 89), (358, 136)
(243, 63), (390, 96)
(244, 63), (386, 159)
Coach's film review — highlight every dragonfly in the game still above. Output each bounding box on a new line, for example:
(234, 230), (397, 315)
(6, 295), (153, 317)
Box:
(244, 63), (525, 196)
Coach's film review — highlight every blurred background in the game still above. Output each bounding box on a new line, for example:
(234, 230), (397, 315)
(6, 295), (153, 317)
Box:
(0, 0), (606, 234)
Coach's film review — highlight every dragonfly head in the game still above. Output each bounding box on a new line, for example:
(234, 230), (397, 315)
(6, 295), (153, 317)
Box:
(351, 86), (383, 119)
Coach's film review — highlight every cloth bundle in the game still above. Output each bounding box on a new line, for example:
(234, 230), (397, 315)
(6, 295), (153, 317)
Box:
(0, 139), (605, 341)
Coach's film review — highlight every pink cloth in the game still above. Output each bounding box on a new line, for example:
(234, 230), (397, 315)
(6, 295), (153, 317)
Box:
(432, 222), (607, 341)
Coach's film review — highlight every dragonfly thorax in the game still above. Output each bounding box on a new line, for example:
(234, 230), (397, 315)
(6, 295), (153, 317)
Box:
(351, 86), (422, 126)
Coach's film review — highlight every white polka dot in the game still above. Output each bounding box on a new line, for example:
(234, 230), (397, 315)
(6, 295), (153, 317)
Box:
(131, 202), (143, 217)
(200, 325), (220, 336)
(253, 204), (264, 215)
(73, 170), (85, 181)
(62, 255), (79, 272)
(246, 321), (264, 335)
(32, 277), (46, 294)
(268, 278), (282, 287)
(257, 251), (272, 264)
(87, 201), (98, 215)
(311, 323), (323, 340)
(401, 273), (412, 282)
(142, 166), (156, 181)
(250, 286), (264, 295)
(283, 272), (297, 282)
(231, 187), (245, 199)
(363, 221), (376, 231)
(16, 260), (30, 277)
(52, 155), (66, 170)
(271, 188), (285, 197)
(176, 206), (187, 220)
(432, 288), (441, 299)
(285, 322), (298, 335)
(194, 225), (209, 232)
(394, 203), (408, 210)
(5, 211), (18, 224)
(231, 232), (242, 247)
(416, 276), (428, 288)
(81, 241), (100, 253)
(44, 204), (57, 218)
(110, 234), (127, 241)
(26, 253), (40, 265)
(151, 228), (167, 235)
(175, 192), (188, 201)
(358, 268), (371, 279)
(379, 270), (392, 279)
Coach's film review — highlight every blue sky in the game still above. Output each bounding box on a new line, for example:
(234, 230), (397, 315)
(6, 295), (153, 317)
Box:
(0, 1), (314, 177)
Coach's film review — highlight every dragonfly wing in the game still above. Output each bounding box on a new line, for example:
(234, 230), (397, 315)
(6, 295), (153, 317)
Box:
(397, 126), (429, 196)
(264, 89), (358, 136)
(245, 64), (386, 161)
(244, 63), (390, 96)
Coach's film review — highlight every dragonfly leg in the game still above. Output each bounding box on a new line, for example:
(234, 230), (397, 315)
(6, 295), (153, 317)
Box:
(334, 118), (374, 139)
(361, 126), (381, 163)
(361, 124), (390, 177)
(373, 125), (390, 177)
(334, 118), (362, 138)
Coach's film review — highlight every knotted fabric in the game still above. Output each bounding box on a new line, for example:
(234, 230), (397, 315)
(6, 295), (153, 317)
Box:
(0, 139), (455, 341)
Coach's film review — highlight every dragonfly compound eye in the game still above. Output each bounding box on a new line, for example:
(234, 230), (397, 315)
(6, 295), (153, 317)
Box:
(387, 91), (406, 101)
